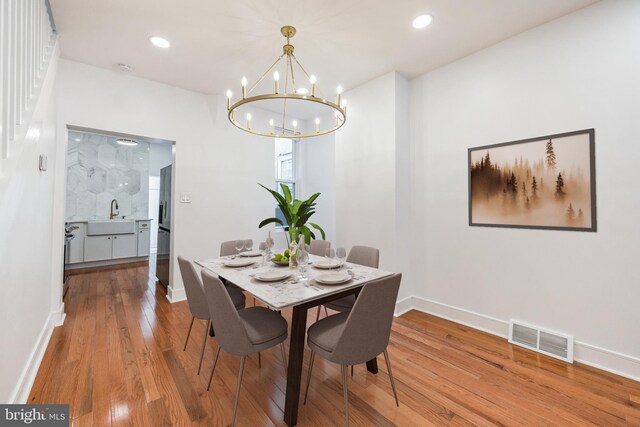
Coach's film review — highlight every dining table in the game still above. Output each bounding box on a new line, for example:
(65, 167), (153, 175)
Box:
(196, 253), (394, 426)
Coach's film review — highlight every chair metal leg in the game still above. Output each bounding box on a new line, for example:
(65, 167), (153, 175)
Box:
(316, 306), (321, 322)
(258, 352), (262, 368)
(350, 365), (354, 377)
(183, 316), (195, 351)
(197, 320), (210, 375)
(231, 356), (246, 427)
(383, 349), (399, 407)
(207, 346), (221, 391)
(341, 365), (350, 427)
(303, 351), (316, 405)
(280, 342), (288, 376)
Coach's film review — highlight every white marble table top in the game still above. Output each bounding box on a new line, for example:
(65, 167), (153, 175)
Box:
(196, 254), (394, 310)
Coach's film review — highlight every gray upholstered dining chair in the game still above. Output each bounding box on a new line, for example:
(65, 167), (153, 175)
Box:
(177, 256), (246, 375)
(304, 273), (402, 426)
(220, 238), (258, 307)
(220, 239), (252, 257)
(201, 269), (288, 427)
(317, 245), (380, 321)
(309, 239), (331, 256)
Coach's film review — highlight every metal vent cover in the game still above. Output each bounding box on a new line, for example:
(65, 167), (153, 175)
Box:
(509, 320), (574, 363)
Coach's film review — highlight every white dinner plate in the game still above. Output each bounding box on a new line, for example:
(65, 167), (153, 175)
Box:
(254, 271), (290, 282)
(315, 272), (351, 285)
(239, 250), (262, 257)
(223, 258), (255, 268)
(313, 260), (343, 269)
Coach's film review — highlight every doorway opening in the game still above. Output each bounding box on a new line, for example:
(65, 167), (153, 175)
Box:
(63, 126), (174, 297)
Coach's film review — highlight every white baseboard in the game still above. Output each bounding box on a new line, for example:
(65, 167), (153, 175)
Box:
(574, 341), (640, 382)
(9, 305), (65, 403)
(51, 303), (66, 326)
(394, 296), (414, 317)
(396, 296), (640, 382)
(409, 296), (510, 338)
(166, 286), (186, 303)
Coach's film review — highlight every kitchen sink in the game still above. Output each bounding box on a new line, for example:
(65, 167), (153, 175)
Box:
(87, 219), (136, 235)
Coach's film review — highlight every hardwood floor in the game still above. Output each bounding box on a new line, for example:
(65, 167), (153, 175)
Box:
(30, 262), (640, 426)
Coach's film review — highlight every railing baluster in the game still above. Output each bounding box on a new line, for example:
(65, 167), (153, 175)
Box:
(35, 0), (40, 79)
(17, 0), (24, 124)
(0, 0), (55, 157)
(25, 0), (34, 104)
(0, 0), (6, 156)
(8, 0), (17, 142)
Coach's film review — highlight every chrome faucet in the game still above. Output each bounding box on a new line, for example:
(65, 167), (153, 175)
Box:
(110, 199), (119, 219)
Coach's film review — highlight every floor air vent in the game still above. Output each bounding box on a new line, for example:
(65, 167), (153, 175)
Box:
(509, 320), (573, 363)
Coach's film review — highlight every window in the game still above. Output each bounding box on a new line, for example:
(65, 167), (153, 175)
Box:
(274, 134), (298, 226)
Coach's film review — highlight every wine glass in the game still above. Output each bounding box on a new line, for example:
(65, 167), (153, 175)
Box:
(336, 247), (347, 265)
(324, 248), (335, 261)
(244, 239), (253, 252)
(258, 242), (268, 266)
(234, 240), (244, 255)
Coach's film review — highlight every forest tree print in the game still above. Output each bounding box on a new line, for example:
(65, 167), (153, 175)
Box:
(469, 129), (596, 231)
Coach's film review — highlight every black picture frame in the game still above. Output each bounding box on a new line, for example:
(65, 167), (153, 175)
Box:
(468, 129), (596, 232)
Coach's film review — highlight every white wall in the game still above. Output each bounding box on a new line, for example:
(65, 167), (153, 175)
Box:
(335, 71), (417, 301)
(0, 48), (61, 402)
(410, 0), (640, 378)
(298, 114), (336, 246)
(149, 142), (172, 177)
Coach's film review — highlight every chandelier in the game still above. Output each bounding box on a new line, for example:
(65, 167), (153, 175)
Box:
(226, 26), (347, 138)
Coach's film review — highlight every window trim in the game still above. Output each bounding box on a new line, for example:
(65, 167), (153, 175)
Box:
(274, 130), (299, 228)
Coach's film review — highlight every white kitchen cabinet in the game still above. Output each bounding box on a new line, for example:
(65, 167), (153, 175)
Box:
(137, 229), (150, 256)
(84, 235), (113, 262)
(84, 233), (138, 261)
(112, 234), (137, 259)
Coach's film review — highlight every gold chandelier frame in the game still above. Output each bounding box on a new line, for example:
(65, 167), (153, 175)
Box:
(226, 26), (347, 138)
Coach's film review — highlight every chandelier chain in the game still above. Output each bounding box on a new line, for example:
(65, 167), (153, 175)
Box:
(248, 53), (286, 95)
(292, 54), (325, 99)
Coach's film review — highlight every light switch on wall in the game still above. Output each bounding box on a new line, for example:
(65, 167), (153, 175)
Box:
(180, 193), (191, 203)
(39, 154), (47, 171)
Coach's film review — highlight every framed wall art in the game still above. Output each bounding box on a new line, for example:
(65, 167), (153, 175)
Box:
(468, 129), (596, 232)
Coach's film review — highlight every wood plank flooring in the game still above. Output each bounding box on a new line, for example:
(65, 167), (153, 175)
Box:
(29, 262), (640, 426)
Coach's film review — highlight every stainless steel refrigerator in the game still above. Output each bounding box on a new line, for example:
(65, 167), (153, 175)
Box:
(156, 165), (172, 288)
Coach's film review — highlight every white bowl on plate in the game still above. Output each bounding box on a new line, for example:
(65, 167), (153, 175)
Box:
(313, 260), (343, 269)
(315, 271), (351, 285)
(254, 270), (290, 282)
(239, 250), (262, 257)
(223, 258), (255, 268)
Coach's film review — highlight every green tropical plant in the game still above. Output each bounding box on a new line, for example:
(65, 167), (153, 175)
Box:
(258, 183), (326, 245)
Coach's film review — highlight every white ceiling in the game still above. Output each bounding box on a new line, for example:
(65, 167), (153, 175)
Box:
(50, 0), (598, 97)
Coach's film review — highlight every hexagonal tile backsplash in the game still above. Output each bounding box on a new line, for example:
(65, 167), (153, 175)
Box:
(66, 131), (149, 220)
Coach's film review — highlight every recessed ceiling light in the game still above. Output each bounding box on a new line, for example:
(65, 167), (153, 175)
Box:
(149, 36), (170, 48)
(412, 14), (433, 29)
(296, 87), (309, 95)
(116, 138), (139, 146)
